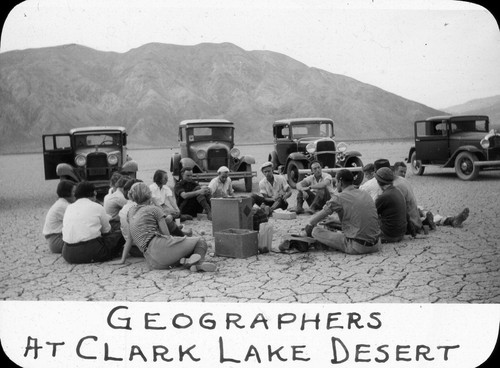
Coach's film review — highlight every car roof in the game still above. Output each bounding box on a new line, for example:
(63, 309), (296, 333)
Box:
(179, 119), (234, 127)
(423, 115), (489, 122)
(274, 118), (333, 125)
(70, 126), (126, 134)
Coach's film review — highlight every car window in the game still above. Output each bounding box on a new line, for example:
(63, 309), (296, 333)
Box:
(188, 127), (233, 142)
(76, 134), (120, 147)
(292, 122), (333, 138)
(451, 119), (488, 134)
(44, 135), (71, 150)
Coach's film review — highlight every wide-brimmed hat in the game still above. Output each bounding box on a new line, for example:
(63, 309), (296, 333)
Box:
(374, 158), (390, 171)
(375, 167), (394, 185)
(217, 166), (229, 173)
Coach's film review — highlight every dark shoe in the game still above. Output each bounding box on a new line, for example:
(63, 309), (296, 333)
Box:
(290, 206), (304, 214)
(190, 262), (217, 272)
(303, 224), (314, 238)
(179, 254), (202, 268)
(180, 214), (193, 222)
(425, 211), (436, 230)
(451, 208), (469, 228)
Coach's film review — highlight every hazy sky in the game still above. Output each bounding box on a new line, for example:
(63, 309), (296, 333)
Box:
(1, 0), (499, 109)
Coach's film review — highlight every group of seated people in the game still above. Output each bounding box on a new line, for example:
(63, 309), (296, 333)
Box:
(43, 157), (470, 267)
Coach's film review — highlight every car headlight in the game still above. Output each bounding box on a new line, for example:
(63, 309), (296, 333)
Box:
(480, 138), (490, 149)
(230, 148), (240, 158)
(108, 154), (119, 165)
(337, 142), (348, 152)
(196, 150), (207, 160)
(75, 155), (86, 166)
(306, 142), (316, 154)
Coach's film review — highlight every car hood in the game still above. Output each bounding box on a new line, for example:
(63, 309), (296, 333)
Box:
(75, 147), (121, 155)
(188, 141), (231, 152)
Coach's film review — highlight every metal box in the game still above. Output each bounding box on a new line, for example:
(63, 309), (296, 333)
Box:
(211, 197), (254, 233)
(214, 229), (259, 258)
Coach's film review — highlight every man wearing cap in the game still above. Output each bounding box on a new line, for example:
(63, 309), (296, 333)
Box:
(374, 167), (407, 242)
(293, 161), (334, 214)
(361, 163), (375, 184)
(251, 161), (292, 214)
(174, 167), (212, 220)
(359, 158), (391, 200)
(302, 169), (380, 254)
(208, 166), (234, 198)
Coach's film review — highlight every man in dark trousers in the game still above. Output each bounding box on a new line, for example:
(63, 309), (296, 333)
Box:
(174, 167), (212, 220)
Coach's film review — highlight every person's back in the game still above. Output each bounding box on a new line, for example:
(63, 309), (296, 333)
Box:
(393, 176), (422, 230)
(376, 185), (407, 240)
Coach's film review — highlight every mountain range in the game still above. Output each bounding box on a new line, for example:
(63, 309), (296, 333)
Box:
(0, 42), (497, 153)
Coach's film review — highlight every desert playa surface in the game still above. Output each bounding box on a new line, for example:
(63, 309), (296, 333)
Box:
(0, 141), (499, 303)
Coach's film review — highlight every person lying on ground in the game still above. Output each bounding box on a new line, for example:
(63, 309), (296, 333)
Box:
(251, 161), (292, 215)
(291, 161), (334, 214)
(116, 182), (216, 272)
(62, 181), (124, 264)
(302, 169), (380, 254)
(42, 180), (76, 253)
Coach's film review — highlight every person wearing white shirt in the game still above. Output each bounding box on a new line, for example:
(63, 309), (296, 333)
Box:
(42, 180), (76, 253)
(62, 181), (124, 264)
(251, 161), (292, 215)
(150, 169), (193, 222)
(208, 166), (234, 198)
(104, 176), (129, 230)
(293, 161), (334, 214)
(359, 158), (390, 201)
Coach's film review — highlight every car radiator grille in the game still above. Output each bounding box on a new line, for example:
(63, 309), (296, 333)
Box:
(316, 152), (337, 168)
(86, 153), (109, 180)
(207, 149), (228, 171)
(316, 140), (336, 152)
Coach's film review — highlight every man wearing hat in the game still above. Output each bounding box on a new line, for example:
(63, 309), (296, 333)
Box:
(302, 169), (380, 254)
(359, 158), (390, 200)
(374, 167), (407, 243)
(251, 161), (292, 214)
(208, 166), (234, 198)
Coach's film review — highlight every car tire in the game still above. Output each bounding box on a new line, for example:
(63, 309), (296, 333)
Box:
(244, 166), (253, 192)
(410, 151), (425, 176)
(345, 157), (364, 186)
(286, 161), (305, 189)
(455, 151), (479, 180)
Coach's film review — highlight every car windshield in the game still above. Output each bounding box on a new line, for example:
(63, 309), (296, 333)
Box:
(187, 127), (233, 142)
(75, 133), (121, 147)
(291, 122), (333, 138)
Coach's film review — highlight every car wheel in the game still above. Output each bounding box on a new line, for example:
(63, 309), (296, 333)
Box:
(244, 166), (253, 192)
(455, 151), (479, 180)
(345, 157), (364, 186)
(286, 161), (304, 189)
(410, 151), (425, 176)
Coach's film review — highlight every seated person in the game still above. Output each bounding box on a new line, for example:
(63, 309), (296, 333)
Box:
(174, 167), (212, 220)
(208, 166), (234, 198)
(293, 161), (334, 214)
(42, 180), (76, 253)
(104, 176), (129, 231)
(361, 163), (375, 183)
(374, 167), (407, 243)
(117, 182), (216, 272)
(62, 181), (124, 264)
(359, 158), (390, 200)
(251, 161), (292, 215)
(150, 169), (192, 222)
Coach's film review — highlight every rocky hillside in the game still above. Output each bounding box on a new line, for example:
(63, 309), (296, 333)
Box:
(0, 42), (445, 153)
(443, 95), (500, 130)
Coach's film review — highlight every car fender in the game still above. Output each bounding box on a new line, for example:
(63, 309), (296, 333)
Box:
(180, 157), (202, 172)
(288, 152), (308, 162)
(56, 163), (80, 182)
(121, 159), (138, 173)
(445, 145), (485, 167)
(239, 155), (256, 165)
(344, 151), (361, 159)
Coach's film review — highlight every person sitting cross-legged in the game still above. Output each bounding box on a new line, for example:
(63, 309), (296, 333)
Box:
(302, 169), (380, 255)
(208, 166), (234, 198)
(250, 161), (292, 215)
(174, 167), (212, 220)
(292, 161), (334, 214)
(150, 169), (193, 222)
(62, 181), (124, 264)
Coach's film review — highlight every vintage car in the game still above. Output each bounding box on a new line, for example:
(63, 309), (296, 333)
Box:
(170, 119), (256, 191)
(42, 126), (138, 195)
(407, 115), (500, 180)
(268, 118), (364, 188)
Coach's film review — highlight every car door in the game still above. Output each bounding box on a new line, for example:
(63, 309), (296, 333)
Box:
(42, 134), (73, 180)
(414, 120), (449, 164)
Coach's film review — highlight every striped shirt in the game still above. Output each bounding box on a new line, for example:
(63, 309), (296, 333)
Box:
(127, 204), (166, 252)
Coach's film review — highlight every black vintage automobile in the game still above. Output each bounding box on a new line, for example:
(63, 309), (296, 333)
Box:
(407, 115), (500, 180)
(170, 119), (256, 191)
(42, 126), (138, 195)
(268, 118), (364, 187)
